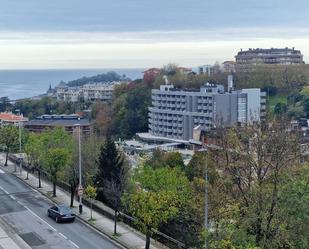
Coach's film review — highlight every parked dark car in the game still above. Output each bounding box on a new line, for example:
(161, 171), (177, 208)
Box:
(47, 204), (75, 223)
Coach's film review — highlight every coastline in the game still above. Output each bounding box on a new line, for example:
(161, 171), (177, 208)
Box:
(0, 68), (144, 100)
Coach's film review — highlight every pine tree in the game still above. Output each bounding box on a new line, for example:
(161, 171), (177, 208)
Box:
(95, 137), (128, 234)
(95, 136), (124, 203)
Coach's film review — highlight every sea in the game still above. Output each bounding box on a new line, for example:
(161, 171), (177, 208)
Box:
(0, 69), (144, 100)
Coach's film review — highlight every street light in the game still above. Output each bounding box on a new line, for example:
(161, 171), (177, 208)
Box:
(75, 124), (83, 214)
(16, 109), (22, 176)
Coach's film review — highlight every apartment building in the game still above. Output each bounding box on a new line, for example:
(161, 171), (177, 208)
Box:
(197, 65), (215, 76)
(148, 83), (266, 141)
(235, 47), (304, 72)
(24, 114), (93, 136)
(53, 82), (120, 102)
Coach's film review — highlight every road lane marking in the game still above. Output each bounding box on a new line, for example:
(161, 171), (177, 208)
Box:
(0, 176), (81, 249)
(24, 205), (57, 232)
(0, 186), (9, 194)
(69, 240), (80, 248)
(59, 232), (67, 240)
(0, 169), (4, 174)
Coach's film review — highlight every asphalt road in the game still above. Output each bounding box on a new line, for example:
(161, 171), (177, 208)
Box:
(0, 168), (120, 249)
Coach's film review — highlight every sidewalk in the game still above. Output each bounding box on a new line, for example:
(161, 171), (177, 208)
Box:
(0, 153), (165, 249)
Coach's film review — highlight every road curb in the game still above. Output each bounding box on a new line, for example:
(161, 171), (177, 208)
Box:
(76, 216), (128, 249)
(0, 217), (32, 249)
(7, 170), (129, 249)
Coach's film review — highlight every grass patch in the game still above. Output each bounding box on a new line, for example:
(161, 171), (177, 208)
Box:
(112, 233), (121, 239)
(268, 94), (288, 112)
(88, 218), (96, 224)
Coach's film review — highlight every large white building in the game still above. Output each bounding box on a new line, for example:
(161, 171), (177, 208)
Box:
(148, 83), (266, 141)
(52, 82), (123, 102)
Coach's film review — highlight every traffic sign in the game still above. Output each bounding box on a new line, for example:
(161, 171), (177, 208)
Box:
(77, 185), (84, 196)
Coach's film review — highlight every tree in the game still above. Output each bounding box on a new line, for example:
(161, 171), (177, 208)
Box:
(45, 148), (71, 197)
(0, 97), (11, 112)
(145, 149), (185, 170)
(276, 163), (309, 248)
(94, 136), (129, 234)
(208, 121), (300, 248)
(84, 185), (97, 220)
(104, 159), (129, 235)
(24, 133), (44, 187)
(0, 126), (20, 166)
(162, 63), (179, 76)
(274, 102), (287, 116)
(95, 136), (124, 202)
(65, 135), (100, 207)
(111, 83), (151, 138)
(40, 128), (73, 197)
(128, 166), (190, 249)
(93, 102), (112, 137)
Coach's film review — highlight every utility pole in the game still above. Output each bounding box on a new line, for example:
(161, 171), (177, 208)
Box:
(16, 109), (22, 176)
(19, 120), (22, 175)
(75, 124), (83, 214)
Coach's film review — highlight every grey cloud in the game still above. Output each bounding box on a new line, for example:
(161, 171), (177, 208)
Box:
(0, 0), (308, 32)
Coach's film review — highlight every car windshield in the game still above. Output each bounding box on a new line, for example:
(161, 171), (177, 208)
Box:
(58, 206), (72, 214)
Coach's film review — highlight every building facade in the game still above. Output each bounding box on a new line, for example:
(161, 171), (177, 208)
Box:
(51, 81), (123, 102)
(0, 112), (28, 127)
(24, 114), (93, 136)
(235, 47), (304, 72)
(197, 65), (215, 76)
(148, 84), (266, 141)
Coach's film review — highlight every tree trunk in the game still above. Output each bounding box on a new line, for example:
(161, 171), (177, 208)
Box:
(38, 168), (42, 188)
(145, 226), (151, 249)
(114, 210), (118, 235)
(25, 163), (30, 180)
(4, 151), (9, 166)
(70, 183), (75, 207)
(53, 181), (56, 197)
(90, 202), (93, 220)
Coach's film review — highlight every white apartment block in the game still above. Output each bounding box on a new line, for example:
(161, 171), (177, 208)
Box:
(54, 82), (122, 102)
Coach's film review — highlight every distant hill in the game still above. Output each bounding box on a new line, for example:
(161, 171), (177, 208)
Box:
(67, 71), (128, 87)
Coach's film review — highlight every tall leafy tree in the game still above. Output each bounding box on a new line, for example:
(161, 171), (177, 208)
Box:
(128, 166), (190, 249)
(40, 128), (73, 197)
(0, 125), (21, 166)
(208, 121), (301, 248)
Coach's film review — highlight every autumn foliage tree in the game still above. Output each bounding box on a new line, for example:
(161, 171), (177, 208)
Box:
(207, 121), (301, 248)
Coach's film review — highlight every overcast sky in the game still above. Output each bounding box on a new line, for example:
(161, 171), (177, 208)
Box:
(0, 0), (309, 68)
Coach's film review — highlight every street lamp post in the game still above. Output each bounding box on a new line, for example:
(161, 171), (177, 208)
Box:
(19, 120), (22, 176)
(75, 124), (83, 214)
(16, 109), (22, 176)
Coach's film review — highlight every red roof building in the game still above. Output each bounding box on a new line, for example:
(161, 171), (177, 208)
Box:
(0, 112), (28, 127)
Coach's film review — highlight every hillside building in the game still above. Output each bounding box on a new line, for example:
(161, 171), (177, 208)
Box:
(235, 47), (304, 72)
(24, 114), (93, 136)
(148, 82), (266, 141)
